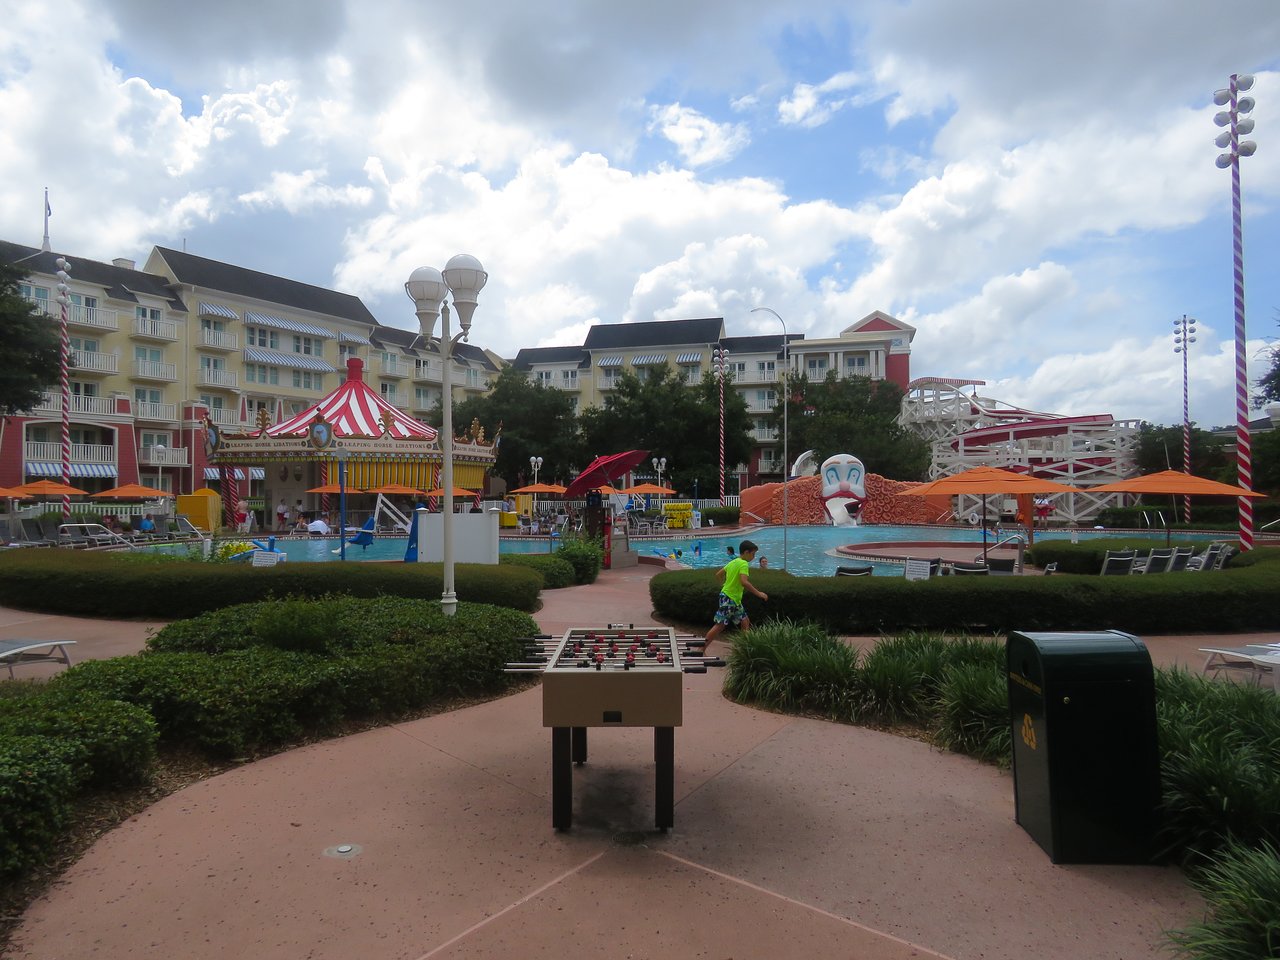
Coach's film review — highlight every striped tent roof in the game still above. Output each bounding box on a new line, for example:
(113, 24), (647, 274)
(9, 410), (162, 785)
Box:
(266, 358), (438, 441)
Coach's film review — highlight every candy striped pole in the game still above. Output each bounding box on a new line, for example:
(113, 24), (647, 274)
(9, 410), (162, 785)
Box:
(1214, 74), (1258, 551)
(54, 258), (73, 520)
(713, 346), (726, 505)
(1173, 315), (1196, 523)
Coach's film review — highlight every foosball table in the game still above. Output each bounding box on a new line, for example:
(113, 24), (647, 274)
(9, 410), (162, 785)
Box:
(506, 625), (724, 831)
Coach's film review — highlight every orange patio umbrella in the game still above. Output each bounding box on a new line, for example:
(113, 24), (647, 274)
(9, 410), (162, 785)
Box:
(509, 483), (568, 494)
(1086, 470), (1265, 498)
(306, 482), (372, 495)
(367, 483), (428, 496)
(91, 483), (175, 499)
(423, 486), (478, 498)
(619, 482), (676, 496)
(9, 479), (92, 498)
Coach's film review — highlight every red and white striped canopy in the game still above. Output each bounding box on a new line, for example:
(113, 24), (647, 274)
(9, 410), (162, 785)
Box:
(266, 358), (438, 441)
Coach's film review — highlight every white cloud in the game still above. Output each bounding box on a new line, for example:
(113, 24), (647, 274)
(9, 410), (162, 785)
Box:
(648, 103), (750, 167)
(238, 169), (373, 214)
(778, 71), (864, 128)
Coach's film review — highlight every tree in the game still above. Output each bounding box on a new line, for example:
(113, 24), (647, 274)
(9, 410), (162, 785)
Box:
(1255, 312), (1280, 408)
(775, 372), (930, 481)
(0, 261), (61, 415)
(1134, 422), (1231, 479)
(577, 365), (754, 494)
(450, 366), (583, 488)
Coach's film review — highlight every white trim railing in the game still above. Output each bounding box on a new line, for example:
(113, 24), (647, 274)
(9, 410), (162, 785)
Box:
(31, 394), (116, 416)
(133, 317), (179, 341)
(198, 367), (238, 388)
(70, 349), (119, 374)
(134, 401), (178, 421)
(200, 328), (239, 350)
(25, 441), (115, 464)
(133, 359), (177, 381)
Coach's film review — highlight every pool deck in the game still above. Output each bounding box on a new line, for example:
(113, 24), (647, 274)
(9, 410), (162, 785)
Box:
(7, 567), (1277, 960)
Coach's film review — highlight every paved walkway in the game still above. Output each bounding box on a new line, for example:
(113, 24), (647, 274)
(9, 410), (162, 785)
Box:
(9, 567), (1271, 959)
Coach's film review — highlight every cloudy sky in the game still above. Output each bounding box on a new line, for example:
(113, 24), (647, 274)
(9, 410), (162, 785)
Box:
(2, 0), (1277, 431)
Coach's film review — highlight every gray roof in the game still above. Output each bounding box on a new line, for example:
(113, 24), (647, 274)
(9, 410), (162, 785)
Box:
(369, 325), (500, 372)
(582, 317), (725, 350)
(153, 246), (376, 326)
(510, 346), (590, 371)
(2, 240), (188, 313)
(720, 333), (803, 355)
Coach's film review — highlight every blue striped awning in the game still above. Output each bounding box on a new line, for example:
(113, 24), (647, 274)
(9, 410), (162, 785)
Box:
(244, 311), (335, 339)
(243, 347), (337, 373)
(26, 462), (118, 478)
(676, 352), (702, 364)
(597, 356), (623, 368)
(339, 331), (372, 345)
(631, 354), (666, 365)
(203, 467), (266, 481)
(200, 302), (239, 320)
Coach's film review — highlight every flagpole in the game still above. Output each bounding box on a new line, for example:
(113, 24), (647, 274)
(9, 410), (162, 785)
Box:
(41, 188), (51, 252)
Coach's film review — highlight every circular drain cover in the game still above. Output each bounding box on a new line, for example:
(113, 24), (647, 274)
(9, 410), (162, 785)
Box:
(323, 843), (363, 858)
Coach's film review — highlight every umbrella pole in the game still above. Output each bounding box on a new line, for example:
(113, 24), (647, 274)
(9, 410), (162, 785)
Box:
(982, 494), (989, 563)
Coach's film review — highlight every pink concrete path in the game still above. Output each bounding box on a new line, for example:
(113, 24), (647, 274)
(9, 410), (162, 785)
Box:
(8, 567), (1250, 959)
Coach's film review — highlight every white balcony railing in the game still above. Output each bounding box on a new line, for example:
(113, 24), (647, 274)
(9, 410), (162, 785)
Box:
(25, 441), (115, 464)
(140, 445), (189, 466)
(70, 350), (119, 374)
(752, 427), (780, 441)
(134, 401), (178, 421)
(378, 358), (409, 378)
(734, 369), (777, 384)
(198, 368), (238, 388)
(24, 295), (120, 331)
(380, 390), (402, 406)
(208, 408), (242, 427)
(31, 394), (116, 416)
(200, 328), (239, 350)
(413, 362), (437, 382)
(132, 359), (177, 381)
(463, 370), (488, 389)
(132, 317), (180, 341)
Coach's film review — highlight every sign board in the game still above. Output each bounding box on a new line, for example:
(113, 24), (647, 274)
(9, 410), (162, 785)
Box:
(904, 558), (933, 581)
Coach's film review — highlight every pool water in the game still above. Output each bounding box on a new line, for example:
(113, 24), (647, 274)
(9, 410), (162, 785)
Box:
(209, 525), (1187, 578)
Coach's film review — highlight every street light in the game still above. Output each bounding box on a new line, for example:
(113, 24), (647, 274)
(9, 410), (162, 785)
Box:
(54, 257), (72, 520)
(1213, 73), (1258, 551)
(652, 456), (667, 515)
(334, 446), (350, 562)
(152, 444), (166, 493)
(406, 254), (488, 615)
(750, 306), (788, 571)
(712, 345), (728, 505)
(529, 455), (543, 525)
(1173, 315), (1197, 523)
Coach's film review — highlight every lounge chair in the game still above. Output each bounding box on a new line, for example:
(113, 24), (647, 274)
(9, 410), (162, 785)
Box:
(1099, 549), (1136, 575)
(1167, 546), (1194, 572)
(1213, 545), (1237, 571)
(835, 564), (874, 577)
(1132, 548), (1175, 575)
(985, 557), (1017, 576)
(1187, 543), (1224, 571)
(950, 562), (990, 575)
(1, 639), (76, 679)
(1042, 562), (1059, 575)
(1200, 642), (1280, 690)
(174, 515), (205, 539)
(17, 519), (55, 547)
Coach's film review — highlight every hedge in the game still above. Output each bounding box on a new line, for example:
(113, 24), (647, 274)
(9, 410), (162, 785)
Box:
(499, 553), (576, 589)
(0, 550), (542, 618)
(650, 549), (1280, 634)
(0, 737), (80, 876)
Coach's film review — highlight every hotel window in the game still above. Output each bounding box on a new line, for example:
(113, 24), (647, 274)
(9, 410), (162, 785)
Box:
(536, 371), (553, 385)
(135, 345), (162, 364)
(201, 317), (225, 334)
(415, 358), (434, 379)
(246, 327), (279, 349)
(199, 394), (223, 411)
(757, 360), (775, 378)
(414, 386), (440, 409)
(294, 335), (318, 356)
(680, 365), (700, 384)
(339, 343), (359, 363)
(140, 431), (171, 450)
(293, 370), (323, 390)
(136, 305), (161, 323)
(245, 363), (279, 385)
(756, 389), (777, 408)
(19, 283), (50, 308)
(71, 380), (97, 398)
(845, 356), (867, 373)
(70, 336), (100, 353)
(135, 387), (161, 405)
(561, 369), (578, 387)
(806, 357), (828, 376)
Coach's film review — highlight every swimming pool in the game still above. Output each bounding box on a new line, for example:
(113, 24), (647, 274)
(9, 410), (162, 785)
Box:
(206, 525), (1186, 577)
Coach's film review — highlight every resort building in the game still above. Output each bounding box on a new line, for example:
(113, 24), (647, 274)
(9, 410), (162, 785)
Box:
(0, 240), (499, 506)
(509, 312), (915, 488)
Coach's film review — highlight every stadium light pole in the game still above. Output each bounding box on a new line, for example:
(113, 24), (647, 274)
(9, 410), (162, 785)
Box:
(750, 306), (788, 571)
(406, 255), (488, 615)
(1173, 315), (1197, 523)
(1213, 74), (1258, 551)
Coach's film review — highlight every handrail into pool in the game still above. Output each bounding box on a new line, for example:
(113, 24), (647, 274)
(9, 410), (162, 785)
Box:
(978, 533), (1026, 571)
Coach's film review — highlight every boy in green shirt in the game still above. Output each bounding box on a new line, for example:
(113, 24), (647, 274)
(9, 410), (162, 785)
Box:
(704, 539), (768, 652)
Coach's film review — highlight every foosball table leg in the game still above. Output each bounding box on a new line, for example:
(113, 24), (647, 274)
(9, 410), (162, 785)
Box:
(655, 726), (674, 831)
(552, 727), (573, 830)
(572, 726), (587, 765)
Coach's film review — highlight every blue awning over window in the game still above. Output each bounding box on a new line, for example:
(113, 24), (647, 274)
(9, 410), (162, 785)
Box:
(676, 352), (703, 364)
(244, 311), (334, 339)
(26, 462), (117, 478)
(339, 331), (372, 345)
(597, 356), (623, 368)
(203, 467), (265, 481)
(631, 354), (666, 365)
(243, 347), (337, 373)
(200, 302), (239, 320)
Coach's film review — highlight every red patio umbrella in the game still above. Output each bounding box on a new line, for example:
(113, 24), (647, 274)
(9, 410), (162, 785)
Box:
(564, 450), (649, 498)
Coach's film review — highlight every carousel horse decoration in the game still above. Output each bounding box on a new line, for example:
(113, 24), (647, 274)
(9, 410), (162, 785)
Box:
(819, 453), (867, 526)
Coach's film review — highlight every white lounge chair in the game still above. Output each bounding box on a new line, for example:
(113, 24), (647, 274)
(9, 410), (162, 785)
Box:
(1200, 643), (1280, 690)
(1, 639), (76, 679)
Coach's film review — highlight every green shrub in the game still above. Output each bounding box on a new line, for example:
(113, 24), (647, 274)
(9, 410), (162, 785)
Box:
(0, 688), (157, 788)
(500, 553), (576, 589)
(0, 736), (78, 876)
(0, 550), (541, 618)
(555, 538), (603, 584)
(57, 598), (540, 758)
(725, 620), (863, 721)
(700, 506), (740, 527)
(934, 663), (1012, 764)
(1168, 841), (1280, 959)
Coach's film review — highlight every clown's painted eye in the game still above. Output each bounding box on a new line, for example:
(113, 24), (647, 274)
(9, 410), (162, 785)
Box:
(824, 467), (840, 485)
(846, 466), (861, 484)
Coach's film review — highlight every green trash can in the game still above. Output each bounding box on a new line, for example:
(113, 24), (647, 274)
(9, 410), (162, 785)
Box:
(1007, 630), (1161, 864)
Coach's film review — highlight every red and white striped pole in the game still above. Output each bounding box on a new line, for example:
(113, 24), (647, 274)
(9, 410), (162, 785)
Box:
(1214, 74), (1258, 551)
(1173, 315), (1196, 523)
(54, 258), (73, 521)
(714, 345), (726, 505)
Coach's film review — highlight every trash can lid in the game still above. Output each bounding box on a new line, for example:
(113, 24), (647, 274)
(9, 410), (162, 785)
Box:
(1007, 630), (1153, 683)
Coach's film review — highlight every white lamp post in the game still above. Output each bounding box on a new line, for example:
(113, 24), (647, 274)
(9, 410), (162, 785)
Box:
(530, 455), (543, 524)
(751, 306), (788, 571)
(1173, 315), (1197, 523)
(406, 255), (488, 615)
(334, 446), (350, 562)
(152, 444), (166, 492)
(1213, 74), (1258, 551)
(652, 456), (667, 511)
